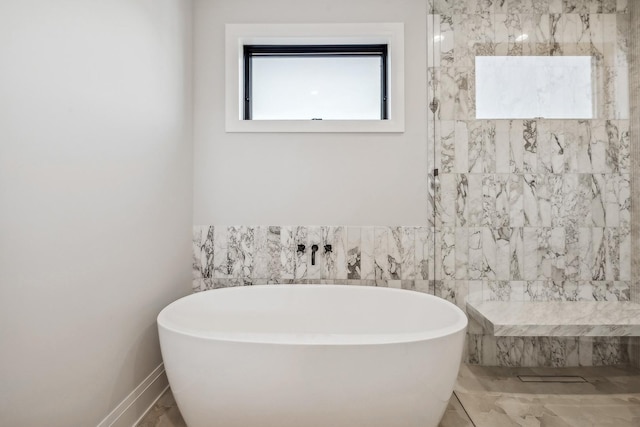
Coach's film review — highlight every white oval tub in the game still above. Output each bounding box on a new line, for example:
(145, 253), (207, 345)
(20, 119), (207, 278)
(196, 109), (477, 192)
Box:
(158, 285), (467, 427)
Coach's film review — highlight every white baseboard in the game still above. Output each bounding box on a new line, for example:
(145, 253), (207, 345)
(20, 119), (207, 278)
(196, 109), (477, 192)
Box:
(97, 363), (169, 427)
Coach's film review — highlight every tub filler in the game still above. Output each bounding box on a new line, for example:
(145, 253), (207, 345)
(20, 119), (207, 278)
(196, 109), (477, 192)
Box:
(158, 285), (467, 427)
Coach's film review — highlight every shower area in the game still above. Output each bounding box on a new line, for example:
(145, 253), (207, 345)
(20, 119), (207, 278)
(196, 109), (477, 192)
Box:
(427, 0), (640, 370)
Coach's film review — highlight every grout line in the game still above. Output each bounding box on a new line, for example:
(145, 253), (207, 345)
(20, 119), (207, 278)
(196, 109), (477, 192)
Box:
(453, 391), (477, 427)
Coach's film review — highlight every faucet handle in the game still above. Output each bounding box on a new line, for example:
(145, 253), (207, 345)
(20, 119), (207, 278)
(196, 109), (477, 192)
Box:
(324, 244), (332, 253)
(297, 244), (306, 253)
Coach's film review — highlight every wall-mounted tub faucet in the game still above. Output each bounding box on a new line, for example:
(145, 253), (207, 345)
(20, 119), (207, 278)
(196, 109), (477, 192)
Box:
(311, 244), (319, 265)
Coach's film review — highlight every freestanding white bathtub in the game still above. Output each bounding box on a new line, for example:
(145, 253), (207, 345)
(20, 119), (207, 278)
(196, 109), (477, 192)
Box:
(158, 285), (467, 427)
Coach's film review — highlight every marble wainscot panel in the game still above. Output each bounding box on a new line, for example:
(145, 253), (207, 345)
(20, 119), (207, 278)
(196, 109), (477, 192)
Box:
(192, 226), (433, 291)
(429, 0), (633, 366)
(628, 0), (639, 368)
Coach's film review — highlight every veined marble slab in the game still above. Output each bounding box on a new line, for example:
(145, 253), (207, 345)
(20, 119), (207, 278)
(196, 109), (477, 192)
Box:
(466, 300), (640, 336)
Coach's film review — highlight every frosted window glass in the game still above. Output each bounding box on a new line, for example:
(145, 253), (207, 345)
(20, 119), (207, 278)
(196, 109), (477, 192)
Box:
(475, 56), (593, 119)
(251, 57), (382, 120)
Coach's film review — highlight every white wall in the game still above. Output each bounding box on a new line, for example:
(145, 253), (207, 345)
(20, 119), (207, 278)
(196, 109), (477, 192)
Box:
(193, 0), (428, 225)
(0, 1), (193, 426)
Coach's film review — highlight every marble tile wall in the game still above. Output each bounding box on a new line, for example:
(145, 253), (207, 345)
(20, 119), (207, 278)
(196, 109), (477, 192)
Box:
(193, 224), (631, 367)
(628, 0), (639, 368)
(428, 0), (634, 366)
(192, 226), (434, 293)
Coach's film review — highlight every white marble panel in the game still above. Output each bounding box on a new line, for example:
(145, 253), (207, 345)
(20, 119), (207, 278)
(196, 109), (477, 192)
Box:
(414, 227), (432, 280)
(293, 226), (308, 281)
(373, 226), (389, 282)
(456, 174), (469, 227)
(603, 13), (617, 68)
(497, 337), (525, 367)
(591, 174), (607, 226)
(590, 13), (605, 61)
(494, 14), (509, 56)
(455, 227), (468, 280)
(549, 121), (565, 173)
(212, 226), (229, 278)
(455, 68), (473, 119)
(360, 226), (375, 280)
(509, 120), (524, 173)
(346, 226), (361, 280)
(439, 120), (455, 173)
(454, 120), (468, 173)
(482, 174), (496, 227)
(227, 226), (254, 283)
(439, 67), (456, 120)
(280, 226), (295, 280)
(534, 14), (552, 55)
(453, 16), (474, 68)
(394, 226), (417, 280)
(509, 175), (524, 227)
(468, 121), (483, 174)
(549, 13), (563, 55)
(468, 227), (483, 280)
(523, 175), (540, 227)
(495, 120), (511, 173)
(496, 228), (511, 281)
(439, 173), (457, 226)
(523, 228), (539, 280)
(563, 120), (579, 172)
(439, 227), (456, 280)
(537, 121), (553, 174)
(619, 224), (630, 281)
(437, 280), (468, 311)
(541, 174), (555, 227)
(482, 228), (497, 280)
(306, 226), (322, 280)
(192, 225), (213, 280)
(605, 227), (620, 281)
(440, 14), (454, 67)
(467, 174), (483, 227)
(510, 228), (524, 280)
(565, 226), (581, 281)
(495, 174), (510, 228)
(591, 120), (610, 173)
(428, 14), (441, 68)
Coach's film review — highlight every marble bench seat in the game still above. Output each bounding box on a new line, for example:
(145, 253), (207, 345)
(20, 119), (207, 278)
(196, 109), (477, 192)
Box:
(466, 300), (640, 337)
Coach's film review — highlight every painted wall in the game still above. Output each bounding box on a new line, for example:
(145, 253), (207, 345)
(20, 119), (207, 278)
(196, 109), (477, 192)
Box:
(428, 0), (633, 366)
(192, 0), (429, 226)
(0, 1), (193, 426)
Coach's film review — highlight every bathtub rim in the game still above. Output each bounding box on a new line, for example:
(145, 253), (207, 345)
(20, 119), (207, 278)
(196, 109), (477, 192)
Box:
(157, 285), (468, 346)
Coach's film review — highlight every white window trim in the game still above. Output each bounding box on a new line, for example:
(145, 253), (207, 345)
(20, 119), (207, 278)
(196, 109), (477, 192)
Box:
(225, 23), (405, 133)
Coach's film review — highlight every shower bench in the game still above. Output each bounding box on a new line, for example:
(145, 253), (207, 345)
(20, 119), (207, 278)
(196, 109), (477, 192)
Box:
(466, 300), (640, 336)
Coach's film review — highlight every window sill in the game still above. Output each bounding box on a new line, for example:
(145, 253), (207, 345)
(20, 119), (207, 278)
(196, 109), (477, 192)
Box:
(225, 118), (404, 133)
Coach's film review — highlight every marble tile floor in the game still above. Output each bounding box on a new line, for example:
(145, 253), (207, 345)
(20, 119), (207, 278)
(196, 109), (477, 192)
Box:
(138, 364), (640, 427)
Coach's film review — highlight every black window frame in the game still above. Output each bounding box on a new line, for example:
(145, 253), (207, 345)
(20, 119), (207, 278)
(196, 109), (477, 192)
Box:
(243, 44), (389, 120)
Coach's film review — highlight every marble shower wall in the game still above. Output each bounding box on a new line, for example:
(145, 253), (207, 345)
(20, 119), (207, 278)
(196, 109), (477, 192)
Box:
(428, 0), (633, 366)
(629, 0), (639, 368)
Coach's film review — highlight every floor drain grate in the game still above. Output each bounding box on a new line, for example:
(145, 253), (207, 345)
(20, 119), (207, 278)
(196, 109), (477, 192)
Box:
(518, 375), (587, 383)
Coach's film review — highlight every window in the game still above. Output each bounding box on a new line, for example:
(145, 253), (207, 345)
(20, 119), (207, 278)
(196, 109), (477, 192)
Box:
(475, 56), (594, 119)
(243, 44), (388, 121)
(225, 23), (405, 133)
